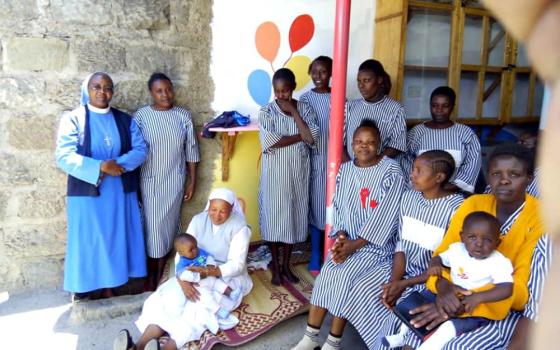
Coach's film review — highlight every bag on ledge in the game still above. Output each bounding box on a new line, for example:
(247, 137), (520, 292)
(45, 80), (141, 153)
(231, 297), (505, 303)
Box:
(201, 111), (251, 138)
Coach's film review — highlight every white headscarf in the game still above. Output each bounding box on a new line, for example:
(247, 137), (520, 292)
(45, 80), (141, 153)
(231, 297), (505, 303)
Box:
(80, 73), (93, 105)
(204, 188), (245, 220)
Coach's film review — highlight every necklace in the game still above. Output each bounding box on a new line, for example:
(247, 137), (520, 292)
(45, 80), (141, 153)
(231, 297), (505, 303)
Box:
(97, 116), (114, 148)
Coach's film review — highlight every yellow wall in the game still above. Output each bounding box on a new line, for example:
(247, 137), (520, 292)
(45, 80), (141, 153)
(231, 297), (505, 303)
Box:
(212, 131), (262, 241)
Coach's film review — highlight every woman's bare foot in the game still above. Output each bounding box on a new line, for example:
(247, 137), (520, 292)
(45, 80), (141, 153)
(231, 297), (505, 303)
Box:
(271, 268), (284, 286)
(281, 265), (300, 283)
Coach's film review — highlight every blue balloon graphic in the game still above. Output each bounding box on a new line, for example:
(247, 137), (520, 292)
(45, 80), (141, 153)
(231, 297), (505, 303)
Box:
(247, 69), (272, 106)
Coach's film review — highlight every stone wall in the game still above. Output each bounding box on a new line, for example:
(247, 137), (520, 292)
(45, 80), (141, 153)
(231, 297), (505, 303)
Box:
(0, 0), (220, 293)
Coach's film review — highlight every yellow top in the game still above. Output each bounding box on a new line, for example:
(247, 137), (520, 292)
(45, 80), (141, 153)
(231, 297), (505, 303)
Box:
(426, 194), (545, 320)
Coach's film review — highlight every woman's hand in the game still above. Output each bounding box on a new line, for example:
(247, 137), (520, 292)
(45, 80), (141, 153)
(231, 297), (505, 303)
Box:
(381, 279), (407, 308)
(177, 279), (200, 302)
(331, 232), (353, 264)
(435, 279), (471, 316)
(410, 302), (449, 331)
(100, 159), (125, 176)
(276, 99), (298, 116)
(183, 180), (195, 202)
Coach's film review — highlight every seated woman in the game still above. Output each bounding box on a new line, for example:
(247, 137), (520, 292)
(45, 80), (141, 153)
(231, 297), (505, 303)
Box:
(114, 188), (253, 350)
(291, 120), (404, 350)
(401, 143), (550, 350)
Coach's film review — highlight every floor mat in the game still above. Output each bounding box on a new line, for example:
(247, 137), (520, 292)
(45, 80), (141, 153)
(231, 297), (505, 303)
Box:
(181, 246), (314, 350)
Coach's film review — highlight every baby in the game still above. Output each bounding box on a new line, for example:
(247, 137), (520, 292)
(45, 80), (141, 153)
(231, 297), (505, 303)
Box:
(385, 211), (514, 349)
(165, 233), (242, 319)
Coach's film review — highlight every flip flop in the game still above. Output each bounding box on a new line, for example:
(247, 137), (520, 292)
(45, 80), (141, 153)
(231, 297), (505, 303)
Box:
(113, 329), (133, 350)
(145, 338), (161, 350)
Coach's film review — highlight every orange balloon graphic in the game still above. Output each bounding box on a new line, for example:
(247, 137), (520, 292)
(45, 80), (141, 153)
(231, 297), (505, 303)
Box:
(289, 14), (315, 53)
(255, 22), (281, 63)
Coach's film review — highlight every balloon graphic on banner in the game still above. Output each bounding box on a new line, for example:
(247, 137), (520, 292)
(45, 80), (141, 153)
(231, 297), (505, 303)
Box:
(289, 15), (315, 53)
(255, 21), (281, 64)
(285, 55), (312, 91)
(247, 69), (272, 106)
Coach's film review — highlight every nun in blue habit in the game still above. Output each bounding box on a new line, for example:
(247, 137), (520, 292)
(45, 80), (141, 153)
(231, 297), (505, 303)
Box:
(55, 72), (148, 299)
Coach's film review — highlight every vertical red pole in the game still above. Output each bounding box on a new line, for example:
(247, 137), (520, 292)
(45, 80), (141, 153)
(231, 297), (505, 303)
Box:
(324, 0), (351, 259)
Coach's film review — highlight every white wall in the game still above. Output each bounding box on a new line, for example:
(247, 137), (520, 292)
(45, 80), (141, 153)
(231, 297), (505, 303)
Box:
(210, 0), (376, 119)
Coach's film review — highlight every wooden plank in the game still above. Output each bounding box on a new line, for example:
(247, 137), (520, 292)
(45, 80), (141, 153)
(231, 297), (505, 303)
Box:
(476, 15), (490, 119)
(404, 65), (448, 72)
(448, 1), (463, 120)
(409, 0), (453, 11)
(455, 118), (503, 125)
(500, 34), (515, 122)
(483, 74), (501, 101)
(463, 6), (490, 17)
(374, 0), (406, 99)
(375, 11), (404, 23)
(488, 28), (505, 53)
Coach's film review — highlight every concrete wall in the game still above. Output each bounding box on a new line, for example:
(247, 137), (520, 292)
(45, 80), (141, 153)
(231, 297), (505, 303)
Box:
(0, 0), (219, 293)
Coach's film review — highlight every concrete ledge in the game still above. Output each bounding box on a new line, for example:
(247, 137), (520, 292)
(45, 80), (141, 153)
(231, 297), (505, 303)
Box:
(70, 292), (151, 324)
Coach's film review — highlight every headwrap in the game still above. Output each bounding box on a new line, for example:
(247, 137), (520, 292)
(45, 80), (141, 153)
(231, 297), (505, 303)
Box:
(204, 188), (245, 219)
(80, 73), (93, 105)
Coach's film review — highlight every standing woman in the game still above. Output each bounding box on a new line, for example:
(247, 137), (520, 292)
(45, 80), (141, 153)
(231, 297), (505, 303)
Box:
(55, 72), (148, 299)
(344, 59), (407, 160)
(259, 68), (319, 286)
(134, 73), (200, 291)
(401, 86), (481, 193)
(299, 56), (333, 274)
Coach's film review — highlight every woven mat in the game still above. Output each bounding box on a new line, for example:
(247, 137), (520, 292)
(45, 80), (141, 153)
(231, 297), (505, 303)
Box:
(180, 245), (314, 350)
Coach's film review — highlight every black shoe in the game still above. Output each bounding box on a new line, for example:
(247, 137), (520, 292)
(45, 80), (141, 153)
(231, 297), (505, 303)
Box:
(71, 292), (89, 303)
(113, 329), (134, 350)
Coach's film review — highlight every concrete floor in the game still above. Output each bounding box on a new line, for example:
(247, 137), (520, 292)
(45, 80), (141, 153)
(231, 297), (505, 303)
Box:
(0, 288), (367, 350)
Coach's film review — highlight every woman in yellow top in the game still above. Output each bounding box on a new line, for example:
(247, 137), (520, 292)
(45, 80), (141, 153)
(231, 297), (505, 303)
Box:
(403, 143), (549, 349)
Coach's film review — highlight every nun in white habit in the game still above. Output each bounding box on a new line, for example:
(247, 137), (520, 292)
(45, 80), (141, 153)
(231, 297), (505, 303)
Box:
(120, 188), (253, 350)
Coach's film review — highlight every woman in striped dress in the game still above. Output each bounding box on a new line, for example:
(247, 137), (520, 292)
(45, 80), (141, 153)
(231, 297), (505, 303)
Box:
(344, 59), (407, 160)
(134, 73), (200, 291)
(258, 68), (319, 286)
(378, 150), (463, 348)
(401, 86), (481, 193)
(299, 56), (333, 274)
(291, 120), (404, 350)
(401, 143), (548, 349)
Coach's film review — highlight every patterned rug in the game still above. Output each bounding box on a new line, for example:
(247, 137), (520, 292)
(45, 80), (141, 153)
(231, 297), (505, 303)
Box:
(181, 246), (314, 350)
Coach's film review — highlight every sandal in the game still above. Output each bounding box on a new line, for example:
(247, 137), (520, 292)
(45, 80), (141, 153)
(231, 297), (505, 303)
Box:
(113, 329), (134, 350)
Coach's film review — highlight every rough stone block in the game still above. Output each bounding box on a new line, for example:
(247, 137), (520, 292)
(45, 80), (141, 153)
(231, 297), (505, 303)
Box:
(0, 191), (7, 220)
(47, 78), (82, 109)
(72, 39), (126, 72)
(110, 80), (151, 113)
(23, 152), (67, 187)
(0, 0), (38, 25)
(0, 255), (24, 291)
(5, 37), (69, 72)
(70, 292), (150, 324)
(0, 221), (66, 258)
(16, 189), (65, 219)
(49, 0), (113, 25)
(0, 76), (45, 110)
(7, 114), (57, 150)
(18, 256), (64, 290)
(118, 0), (169, 30)
(125, 45), (190, 76)
(0, 152), (35, 186)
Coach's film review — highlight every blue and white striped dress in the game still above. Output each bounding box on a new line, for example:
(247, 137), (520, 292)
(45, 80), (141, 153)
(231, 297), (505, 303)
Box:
(344, 96), (407, 158)
(258, 100), (319, 243)
(403, 221), (552, 349)
(401, 123), (481, 193)
(300, 90), (331, 230)
(344, 191), (463, 349)
(310, 157), (404, 318)
(134, 106), (200, 258)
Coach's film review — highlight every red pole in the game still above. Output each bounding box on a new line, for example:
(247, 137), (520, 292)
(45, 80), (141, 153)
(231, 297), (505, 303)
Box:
(324, 0), (351, 259)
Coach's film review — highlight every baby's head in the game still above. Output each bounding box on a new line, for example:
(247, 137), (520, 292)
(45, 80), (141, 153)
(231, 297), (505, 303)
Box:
(174, 233), (199, 260)
(460, 211), (501, 259)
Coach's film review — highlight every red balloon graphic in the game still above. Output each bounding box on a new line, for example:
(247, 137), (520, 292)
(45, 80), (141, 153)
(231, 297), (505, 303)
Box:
(289, 14), (315, 53)
(255, 21), (281, 63)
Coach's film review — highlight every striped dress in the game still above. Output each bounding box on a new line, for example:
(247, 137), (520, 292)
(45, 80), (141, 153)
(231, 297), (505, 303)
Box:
(344, 191), (463, 349)
(134, 106), (200, 258)
(300, 90), (331, 229)
(403, 218), (552, 349)
(258, 100), (319, 243)
(344, 96), (407, 158)
(310, 157), (404, 318)
(401, 123), (481, 193)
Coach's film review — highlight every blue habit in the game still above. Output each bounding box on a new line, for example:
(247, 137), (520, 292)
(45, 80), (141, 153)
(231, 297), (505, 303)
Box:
(56, 104), (148, 293)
